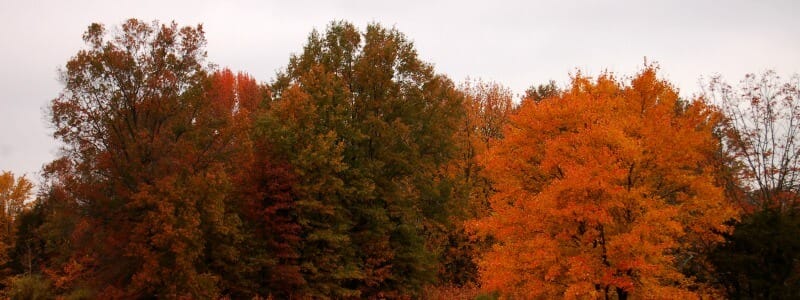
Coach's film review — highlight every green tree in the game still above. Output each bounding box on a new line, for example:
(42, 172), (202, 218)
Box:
(711, 207), (800, 298)
(208, 69), (305, 298)
(524, 80), (560, 104)
(259, 84), (360, 298)
(265, 21), (464, 298)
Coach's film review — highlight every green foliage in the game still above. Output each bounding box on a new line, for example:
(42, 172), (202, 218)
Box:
(8, 202), (46, 276)
(258, 86), (361, 298)
(4, 275), (53, 300)
(711, 208), (800, 298)
(264, 20), (465, 297)
(63, 287), (93, 300)
(523, 80), (560, 103)
(474, 291), (500, 300)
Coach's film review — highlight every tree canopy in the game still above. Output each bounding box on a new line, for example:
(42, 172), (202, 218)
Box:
(3, 18), (795, 299)
(471, 67), (739, 298)
(262, 20), (465, 298)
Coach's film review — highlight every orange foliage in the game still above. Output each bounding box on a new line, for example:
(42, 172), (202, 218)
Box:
(0, 171), (32, 271)
(471, 67), (739, 298)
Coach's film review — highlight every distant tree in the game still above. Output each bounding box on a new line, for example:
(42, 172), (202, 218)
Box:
(711, 206), (800, 298)
(8, 200), (45, 277)
(524, 80), (560, 103)
(471, 67), (738, 298)
(461, 79), (515, 147)
(707, 72), (800, 298)
(708, 71), (800, 210)
(0, 171), (33, 276)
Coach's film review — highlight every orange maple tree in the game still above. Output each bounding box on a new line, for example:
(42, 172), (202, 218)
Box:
(471, 67), (739, 298)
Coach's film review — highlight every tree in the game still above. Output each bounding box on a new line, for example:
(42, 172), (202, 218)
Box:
(524, 80), (560, 104)
(706, 72), (800, 298)
(45, 19), (243, 298)
(710, 205), (800, 298)
(258, 84), (360, 298)
(265, 21), (465, 297)
(435, 79), (514, 286)
(708, 71), (800, 210)
(0, 171), (33, 275)
(207, 69), (305, 298)
(471, 67), (738, 298)
(8, 199), (45, 278)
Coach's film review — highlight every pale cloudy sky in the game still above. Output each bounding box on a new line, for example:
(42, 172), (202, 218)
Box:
(1, 0), (799, 183)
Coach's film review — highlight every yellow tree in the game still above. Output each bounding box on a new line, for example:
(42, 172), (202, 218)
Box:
(472, 67), (738, 298)
(0, 171), (33, 271)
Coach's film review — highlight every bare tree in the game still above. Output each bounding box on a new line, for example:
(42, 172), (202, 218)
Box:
(708, 71), (800, 210)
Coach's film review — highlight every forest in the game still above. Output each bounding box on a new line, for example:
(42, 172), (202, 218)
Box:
(1, 19), (799, 299)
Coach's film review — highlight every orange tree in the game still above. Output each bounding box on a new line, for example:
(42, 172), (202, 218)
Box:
(471, 67), (738, 298)
(0, 171), (33, 275)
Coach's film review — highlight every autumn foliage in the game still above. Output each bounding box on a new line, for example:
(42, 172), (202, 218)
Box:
(5, 18), (794, 299)
(706, 72), (800, 298)
(44, 19), (246, 297)
(471, 68), (738, 298)
(0, 172), (32, 275)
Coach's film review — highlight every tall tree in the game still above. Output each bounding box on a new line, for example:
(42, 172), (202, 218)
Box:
(708, 71), (800, 210)
(435, 79), (514, 286)
(265, 21), (464, 298)
(471, 67), (738, 298)
(45, 19), (243, 298)
(259, 84), (360, 298)
(207, 69), (305, 298)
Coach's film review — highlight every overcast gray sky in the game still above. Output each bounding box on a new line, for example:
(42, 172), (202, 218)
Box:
(1, 0), (799, 183)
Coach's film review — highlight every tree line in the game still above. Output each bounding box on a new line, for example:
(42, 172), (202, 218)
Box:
(0, 19), (798, 299)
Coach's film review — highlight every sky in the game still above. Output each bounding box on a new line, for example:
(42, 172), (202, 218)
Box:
(1, 0), (799, 185)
